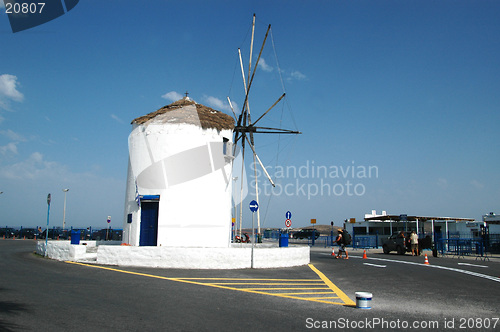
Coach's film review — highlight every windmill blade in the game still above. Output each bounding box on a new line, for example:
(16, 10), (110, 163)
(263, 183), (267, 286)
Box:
(251, 93), (286, 127)
(226, 96), (237, 120)
(240, 24), (271, 118)
(244, 135), (275, 187)
(250, 127), (302, 134)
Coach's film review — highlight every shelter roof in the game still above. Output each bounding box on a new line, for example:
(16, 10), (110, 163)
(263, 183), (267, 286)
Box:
(364, 215), (475, 222)
(132, 97), (235, 131)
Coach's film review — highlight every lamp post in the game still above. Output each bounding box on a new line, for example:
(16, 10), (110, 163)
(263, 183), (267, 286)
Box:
(62, 189), (69, 230)
(45, 194), (51, 257)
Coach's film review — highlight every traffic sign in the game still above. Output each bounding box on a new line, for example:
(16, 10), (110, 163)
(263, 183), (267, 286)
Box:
(286, 211), (292, 219)
(249, 200), (259, 212)
(285, 219), (292, 228)
(107, 216), (111, 224)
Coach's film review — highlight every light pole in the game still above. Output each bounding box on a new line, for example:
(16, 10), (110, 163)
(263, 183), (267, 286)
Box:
(62, 189), (69, 230)
(45, 194), (51, 257)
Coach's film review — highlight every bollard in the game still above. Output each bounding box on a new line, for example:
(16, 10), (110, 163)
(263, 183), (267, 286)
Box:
(355, 292), (372, 309)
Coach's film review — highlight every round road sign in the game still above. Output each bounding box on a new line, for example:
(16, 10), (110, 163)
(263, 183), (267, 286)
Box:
(285, 219), (292, 228)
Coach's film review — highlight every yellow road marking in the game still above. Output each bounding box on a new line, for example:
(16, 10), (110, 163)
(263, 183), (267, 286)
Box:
(65, 261), (354, 306)
(308, 264), (356, 306)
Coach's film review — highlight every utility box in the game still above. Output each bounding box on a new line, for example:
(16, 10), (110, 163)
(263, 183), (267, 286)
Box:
(279, 233), (289, 247)
(70, 230), (80, 245)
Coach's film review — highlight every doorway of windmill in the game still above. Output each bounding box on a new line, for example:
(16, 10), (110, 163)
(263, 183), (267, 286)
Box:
(139, 201), (159, 246)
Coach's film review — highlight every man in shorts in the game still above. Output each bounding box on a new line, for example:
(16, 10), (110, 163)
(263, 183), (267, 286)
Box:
(410, 231), (419, 256)
(335, 229), (349, 259)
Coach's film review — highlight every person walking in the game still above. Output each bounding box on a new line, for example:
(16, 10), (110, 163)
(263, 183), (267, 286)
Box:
(335, 229), (349, 259)
(410, 231), (419, 256)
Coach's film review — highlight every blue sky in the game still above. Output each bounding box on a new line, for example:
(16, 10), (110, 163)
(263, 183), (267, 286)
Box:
(0, 0), (499, 230)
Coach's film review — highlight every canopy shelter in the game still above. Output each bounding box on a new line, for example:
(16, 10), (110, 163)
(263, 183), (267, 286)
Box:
(363, 214), (476, 242)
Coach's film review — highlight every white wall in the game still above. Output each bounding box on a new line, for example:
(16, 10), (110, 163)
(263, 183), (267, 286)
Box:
(124, 118), (233, 248)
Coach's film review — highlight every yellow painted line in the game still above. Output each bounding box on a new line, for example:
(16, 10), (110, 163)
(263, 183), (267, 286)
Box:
(180, 278), (320, 281)
(308, 264), (356, 306)
(278, 292), (335, 295)
(243, 287), (330, 291)
(211, 282), (324, 286)
(65, 261), (354, 306)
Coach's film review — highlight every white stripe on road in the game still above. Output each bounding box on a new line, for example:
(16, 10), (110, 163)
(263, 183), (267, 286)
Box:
(320, 253), (500, 283)
(363, 263), (386, 268)
(457, 263), (488, 268)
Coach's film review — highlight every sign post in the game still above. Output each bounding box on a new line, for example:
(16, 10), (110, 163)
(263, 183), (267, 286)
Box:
(45, 194), (51, 257)
(285, 211), (292, 229)
(249, 200), (259, 268)
(106, 216), (111, 241)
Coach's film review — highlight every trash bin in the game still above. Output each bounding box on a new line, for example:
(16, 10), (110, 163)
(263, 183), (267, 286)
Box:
(257, 234), (262, 243)
(70, 230), (80, 245)
(279, 233), (288, 247)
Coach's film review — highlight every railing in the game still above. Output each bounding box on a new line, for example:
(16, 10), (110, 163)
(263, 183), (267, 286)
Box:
(437, 238), (489, 259)
(352, 235), (379, 249)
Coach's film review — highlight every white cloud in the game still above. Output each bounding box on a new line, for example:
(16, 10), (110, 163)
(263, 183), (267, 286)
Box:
(0, 129), (27, 142)
(470, 180), (484, 190)
(0, 152), (61, 180)
(110, 113), (124, 124)
(290, 70), (306, 80)
(161, 91), (183, 102)
(437, 178), (448, 189)
(258, 57), (273, 72)
(203, 95), (234, 113)
(0, 142), (18, 155)
(0, 74), (24, 102)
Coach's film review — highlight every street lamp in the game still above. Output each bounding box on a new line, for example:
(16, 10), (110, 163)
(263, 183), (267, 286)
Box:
(62, 189), (69, 230)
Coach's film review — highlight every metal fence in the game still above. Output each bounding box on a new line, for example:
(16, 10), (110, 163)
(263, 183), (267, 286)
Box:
(0, 226), (122, 241)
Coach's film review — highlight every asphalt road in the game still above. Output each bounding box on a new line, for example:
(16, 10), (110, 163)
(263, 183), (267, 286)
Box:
(1, 240), (499, 331)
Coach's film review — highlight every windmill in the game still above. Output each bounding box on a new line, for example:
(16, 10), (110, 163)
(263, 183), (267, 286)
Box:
(228, 14), (301, 241)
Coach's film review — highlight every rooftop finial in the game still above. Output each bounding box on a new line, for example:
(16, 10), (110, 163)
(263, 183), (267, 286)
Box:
(184, 91), (189, 98)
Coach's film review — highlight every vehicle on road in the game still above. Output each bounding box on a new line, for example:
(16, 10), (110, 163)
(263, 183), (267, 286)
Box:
(292, 229), (320, 240)
(16, 228), (40, 239)
(0, 227), (16, 238)
(382, 232), (432, 255)
(38, 228), (69, 240)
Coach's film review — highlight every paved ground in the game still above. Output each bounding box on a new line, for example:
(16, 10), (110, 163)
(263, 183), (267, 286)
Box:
(1, 240), (499, 331)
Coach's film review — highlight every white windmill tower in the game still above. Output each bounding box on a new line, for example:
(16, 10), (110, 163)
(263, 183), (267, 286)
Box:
(228, 14), (301, 241)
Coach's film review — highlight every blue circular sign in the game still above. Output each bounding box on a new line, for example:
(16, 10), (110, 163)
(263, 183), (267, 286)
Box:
(286, 211), (292, 219)
(249, 200), (259, 212)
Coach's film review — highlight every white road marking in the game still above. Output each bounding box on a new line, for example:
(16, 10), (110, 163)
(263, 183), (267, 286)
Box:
(319, 253), (500, 283)
(363, 263), (386, 268)
(365, 257), (500, 283)
(457, 263), (488, 268)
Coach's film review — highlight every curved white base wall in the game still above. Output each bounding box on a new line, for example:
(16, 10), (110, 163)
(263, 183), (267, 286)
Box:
(37, 241), (310, 269)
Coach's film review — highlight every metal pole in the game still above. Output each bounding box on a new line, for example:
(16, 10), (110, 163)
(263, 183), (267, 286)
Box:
(251, 210), (255, 268)
(62, 189), (69, 230)
(45, 194), (51, 257)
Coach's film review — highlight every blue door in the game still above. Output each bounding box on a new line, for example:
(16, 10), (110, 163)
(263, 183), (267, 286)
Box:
(139, 202), (158, 246)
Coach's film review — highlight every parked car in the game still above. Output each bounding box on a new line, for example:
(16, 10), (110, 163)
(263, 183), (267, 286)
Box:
(39, 228), (69, 240)
(292, 229), (320, 240)
(382, 232), (432, 255)
(17, 228), (41, 239)
(0, 227), (16, 238)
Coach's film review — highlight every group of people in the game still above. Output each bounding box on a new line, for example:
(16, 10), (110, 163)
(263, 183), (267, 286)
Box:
(406, 231), (420, 256)
(334, 229), (420, 258)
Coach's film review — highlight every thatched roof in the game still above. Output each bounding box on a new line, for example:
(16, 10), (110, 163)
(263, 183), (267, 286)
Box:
(132, 97), (235, 131)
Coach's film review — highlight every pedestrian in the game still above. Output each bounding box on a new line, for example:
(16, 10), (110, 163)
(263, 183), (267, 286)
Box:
(410, 231), (419, 256)
(335, 229), (349, 259)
